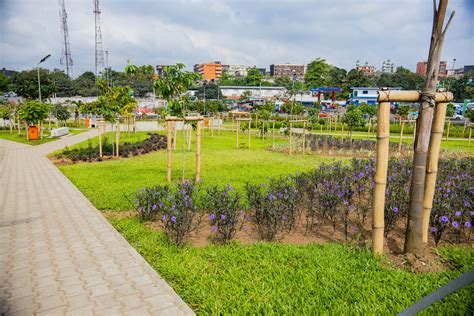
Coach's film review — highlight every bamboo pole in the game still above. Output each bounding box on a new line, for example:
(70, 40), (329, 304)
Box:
(399, 121), (405, 153)
(196, 120), (201, 182)
(167, 120), (172, 182)
(272, 121), (275, 149)
(422, 102), (447, 243)
(115, 120), (120, 157)
(248, 121), (251, 149)
(98, 121), (103, 158)
(25, 123), (29, 141)
(445, 119), (451, 141)
(367, 118), (372, 139)
(173, 123), (177, 150)
(412, 120), (417, 145)
(378, 91), (453, 103)
(187, 125), (192, 151)
(302, 121), (306, 154)
(289, 121), (293, 155)
(211, 116), (214, 137)
(372, 101), (391, 255)
(320, 124), (323, 135)
(469, 125), (472, 147)
(236, 120), (240, 148)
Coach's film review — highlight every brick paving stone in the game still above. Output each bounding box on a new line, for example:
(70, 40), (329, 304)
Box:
(0, 135), (194, 315)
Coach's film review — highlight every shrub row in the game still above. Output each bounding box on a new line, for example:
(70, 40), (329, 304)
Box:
(57, 133), (167, 162)
(133, 157), (473, 247)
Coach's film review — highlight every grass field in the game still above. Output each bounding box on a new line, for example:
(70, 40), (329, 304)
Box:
(110, 217), (473, 314)
(58, 130), (338, 210)
(56, 128), (473, 314)
(0, 128), (87, 145)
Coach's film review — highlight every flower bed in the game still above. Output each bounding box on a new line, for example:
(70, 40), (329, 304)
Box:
(56, 133), (167, 162)
(132, 157), (473, 248)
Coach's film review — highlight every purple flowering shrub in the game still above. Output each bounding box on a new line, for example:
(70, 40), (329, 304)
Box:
(133, 185), (170, 221)
(160, 181), (201, 246)
(384, 158), (412, 237)
(204, 184), (244, 244)
(245, 176), (302, 241)
(430, 158), (473, 245)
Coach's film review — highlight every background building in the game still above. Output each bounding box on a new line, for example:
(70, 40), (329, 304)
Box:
(349, 87), (401, 105)
(257, 68), (266, 76)
(416, 60), (447, 79)
(220, 86), (286, 100)
(0, 68), (17, 78)
(270, 64), (304, 80)
(355, 61), (375, 76)
(222, 64), (247, 77)
(194, 62), (223, 81)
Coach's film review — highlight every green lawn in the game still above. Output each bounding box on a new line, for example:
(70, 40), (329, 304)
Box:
(111, 217), (473, 314)
(0, 128), (87, 145)
(58, 131), (339, 210)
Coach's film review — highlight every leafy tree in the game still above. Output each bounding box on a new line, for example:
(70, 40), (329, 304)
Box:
(464, 108), (474, 122)
(240, 90), (252, 101)
(0, 73), (9, 93)
(446, 103), (456, 118)
(73, 71), (98, 97)
(359, 103), (377, 118)
(342, 106), (365, 139)
(18, 100), (51, 125)
(50, 69), (75, 97)
(307, 107), (320, 124)
(195, 82), (223, 100)
(10, 69), (55, 99)
(448, 71), (474, 102)
(304, 58), (331, 89)
(397, 105), (411, 119)
(281, 101), (305, 117)
(245, 67), (263, 86)
(51, 104), (70, 125)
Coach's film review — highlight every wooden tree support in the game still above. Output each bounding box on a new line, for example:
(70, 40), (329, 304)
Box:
(235, 117), (252, 149)
(372, 101), (391, 255)
(288, 120), (307, 155)
(165, 116), (204, 182)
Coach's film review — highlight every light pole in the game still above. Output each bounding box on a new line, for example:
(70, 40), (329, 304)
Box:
(37, 54), (51, 102)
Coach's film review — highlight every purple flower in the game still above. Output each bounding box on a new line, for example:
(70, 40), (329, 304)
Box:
(210, 213), (215, 220)
(243, 226), (248, 231)
(158, 202), (163, 207)
(455, 211), (462, 217)
(349, 205), (354, 210)
(277, 192), (283, 198)
(185, 201), (189, 207)
(441, 216), (449, 223)
(152, 204), (157, 210)
(211, 226), (217, 233)
(452, 221), (459, 228)
(465, 222), (471, 228)
(393, 207), (399, 213)
(446, 189), (451, 193)
(268, 194), (275, 200)
(220, 214), (226, 220)
(171, 216), (177, 222)
(134, 200), (139, 205)
(282, 215), (288, 221)
(343, 200), (348, 205)
(430, 227), (437, 233)
(162, 214), (167, 221)
(141, 188), (145, 192)
(464, 201), (471, 207)
(226, 184), (233, 191)
(171, 205), (176, 211)
(239, 210), (244, 216)
(471, 211), (474, 216)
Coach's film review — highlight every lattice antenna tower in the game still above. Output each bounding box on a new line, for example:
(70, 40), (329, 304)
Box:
(93, 0), (105, 77)
(59, 0), (73, 77)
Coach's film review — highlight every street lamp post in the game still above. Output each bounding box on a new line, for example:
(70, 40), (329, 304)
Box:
(37, 54), (51, 102)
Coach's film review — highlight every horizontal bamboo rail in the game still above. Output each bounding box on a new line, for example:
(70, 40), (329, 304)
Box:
(377, 90), (453, 103)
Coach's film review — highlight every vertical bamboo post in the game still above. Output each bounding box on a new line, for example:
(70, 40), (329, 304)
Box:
(218, 113), (221, 135)
(302, 121), (306, 154)
(372, 101), (391, 255)
(399, 121), (405, 153)
(173, 123), (177, 150)
(25, 123), (29, 141)
(468, 125), (472, 147)
(289, 121), (293, 155)
(341, 123), (344, 139)
(196, 120), (201, 182)
(422, 102), (447, 243)
(236, 120), (240, 148)
(98, 121), (103, 158)
(248, 119), (251, 149)
(320, 124), (323, 135)
(187, 125), (192, 151)
(367, 118), (372, 139)
(445, 119), (451, 141)
(272, 120), (275, 149)
(115, 120), (120, 157)
(211, 116), (214, 137)
(167, 120), (172, 182)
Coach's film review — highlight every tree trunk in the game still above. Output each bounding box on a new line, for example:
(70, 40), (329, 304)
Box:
(404, 0), (454, 255)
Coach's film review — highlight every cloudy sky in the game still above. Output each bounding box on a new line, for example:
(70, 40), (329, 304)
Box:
(1, 0), (473, 77)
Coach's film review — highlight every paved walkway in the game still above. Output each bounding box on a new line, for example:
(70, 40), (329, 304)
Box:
(0, 130), (194, 315)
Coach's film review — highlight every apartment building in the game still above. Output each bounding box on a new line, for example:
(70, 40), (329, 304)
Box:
(269, 63), (304, 80)
(194, 62), (223, 81)
(416, 61), (447, 79)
